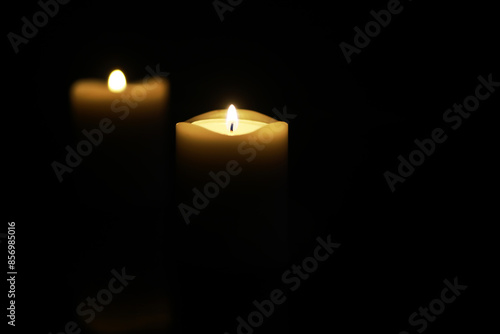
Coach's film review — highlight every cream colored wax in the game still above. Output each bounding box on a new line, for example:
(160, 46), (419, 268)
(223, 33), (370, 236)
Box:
(69, 70), (169, 206)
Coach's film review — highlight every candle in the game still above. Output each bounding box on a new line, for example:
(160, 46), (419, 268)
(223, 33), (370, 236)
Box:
(176, 104), (288, 255)
(70, 69), (169, 206)
(176, 105), (289, 328)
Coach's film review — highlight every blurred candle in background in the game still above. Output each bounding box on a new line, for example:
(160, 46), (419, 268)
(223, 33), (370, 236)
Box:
(70, 69), (169, 207)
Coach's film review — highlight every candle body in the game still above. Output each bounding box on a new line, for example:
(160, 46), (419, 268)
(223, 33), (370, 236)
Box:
(176, 109), (289, 332)
(70, 78), (169, 207)
(69, 78), (175, 332)
(176, 109), (288, 264)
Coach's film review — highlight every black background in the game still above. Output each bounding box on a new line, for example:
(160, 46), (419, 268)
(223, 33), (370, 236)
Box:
(3, 0), (498, 333)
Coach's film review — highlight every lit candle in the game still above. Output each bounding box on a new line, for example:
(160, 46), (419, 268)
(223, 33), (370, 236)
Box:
(70, 69), (169, 206)
(176, 104), (289, 290)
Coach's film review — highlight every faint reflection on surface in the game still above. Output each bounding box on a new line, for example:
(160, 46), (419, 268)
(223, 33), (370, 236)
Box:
(85, 293), (173, 334)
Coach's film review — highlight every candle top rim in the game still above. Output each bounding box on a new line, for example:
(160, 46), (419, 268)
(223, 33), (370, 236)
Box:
(183, 109), (279, 124)
(71, 77), (168, 87)
(192, 118), (267, 123)
(70, 78), (169, 103)
(190, 118), (268, 136)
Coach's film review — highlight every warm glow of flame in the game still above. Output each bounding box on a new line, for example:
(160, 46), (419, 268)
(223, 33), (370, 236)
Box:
(226, 104), (238, 132)
(108, 69), (127, 92)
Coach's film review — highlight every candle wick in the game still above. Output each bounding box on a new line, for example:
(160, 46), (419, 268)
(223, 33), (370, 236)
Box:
(230, 123), (234, 132)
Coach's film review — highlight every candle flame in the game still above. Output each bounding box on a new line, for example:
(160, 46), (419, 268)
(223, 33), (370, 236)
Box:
(108, 69), (127, 93)
(226, 104), (238, 132)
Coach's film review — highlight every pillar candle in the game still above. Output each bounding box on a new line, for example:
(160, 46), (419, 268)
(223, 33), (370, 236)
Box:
(176, 105), (289, 331)
(176, 105), (288, 264)
(70, 69), (169, 207)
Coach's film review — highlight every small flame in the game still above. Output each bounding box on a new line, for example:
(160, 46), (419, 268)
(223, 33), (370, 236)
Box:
(226, 104), (238, 132)
(108, 69), (127, 93)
